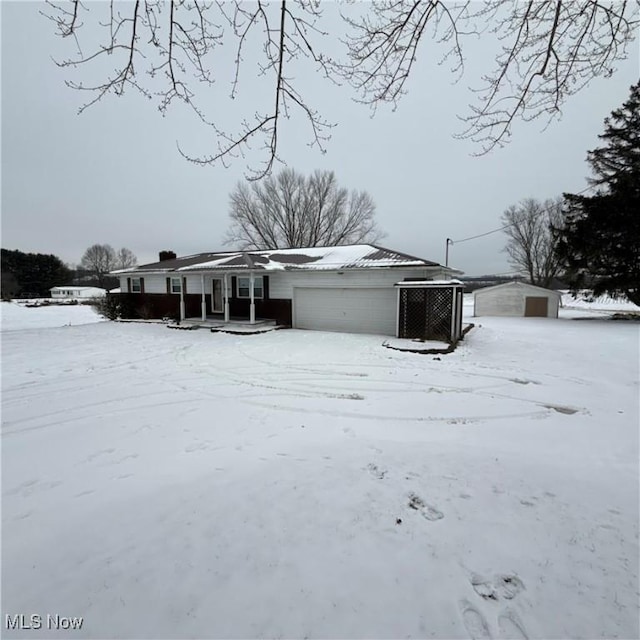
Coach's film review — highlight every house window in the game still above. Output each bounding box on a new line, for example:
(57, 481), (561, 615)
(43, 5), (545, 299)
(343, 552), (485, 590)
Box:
(131, 278), (142, 293)
(170, 277), (182, 294)
(237, 276), (263, 299)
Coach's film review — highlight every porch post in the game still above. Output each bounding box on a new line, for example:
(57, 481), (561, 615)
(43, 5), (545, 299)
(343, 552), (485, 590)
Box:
(179, 277), (186, 321)
(249, 272), (256, 324)
(201, 273), (206, 321)
(223, 273), (230, 323)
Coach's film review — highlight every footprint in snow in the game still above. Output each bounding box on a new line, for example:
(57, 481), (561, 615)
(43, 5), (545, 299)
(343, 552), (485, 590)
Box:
(408, 493), (444, 521)
(543, 404), (579, 415)
(460, 599), (492, 639)
(471, 574), (525, 601)
(74, 489), (96, 498)
(367, 463), (387, 479)
(498, 609), (528, 639)
(84, 448), (116, 463)
(185, 441), (211, 453)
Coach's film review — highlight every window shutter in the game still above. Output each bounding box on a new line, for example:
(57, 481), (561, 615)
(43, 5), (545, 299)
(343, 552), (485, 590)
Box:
(231, 276), (237, 299)
(182, 277), (187, 294)
(140, 277), (145, 294)
(127, 277), (131, 293)
(166, 277), (171, 294)
(263, 275), (269, 300)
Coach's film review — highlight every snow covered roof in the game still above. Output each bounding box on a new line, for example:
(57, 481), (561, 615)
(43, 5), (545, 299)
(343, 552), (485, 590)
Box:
(473, 281), (561, 298)
(395, 279), (464, 287)
(50, 286), (107, 292)
(114, 244), (453, 274)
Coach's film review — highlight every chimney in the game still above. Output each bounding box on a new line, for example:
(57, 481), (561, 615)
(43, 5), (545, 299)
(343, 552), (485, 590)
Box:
(159, 250), (177, 262)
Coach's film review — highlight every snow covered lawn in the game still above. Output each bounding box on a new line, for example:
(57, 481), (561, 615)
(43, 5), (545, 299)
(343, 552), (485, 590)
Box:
(2, 303), (638, 639)
(1, 301), (103, 331)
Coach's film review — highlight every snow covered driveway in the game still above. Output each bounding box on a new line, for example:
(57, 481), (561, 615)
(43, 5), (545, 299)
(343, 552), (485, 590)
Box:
(2, 305), (638, 639)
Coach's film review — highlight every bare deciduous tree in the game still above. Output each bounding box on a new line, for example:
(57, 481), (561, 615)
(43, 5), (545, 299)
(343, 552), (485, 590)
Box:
(115, 247), (138, 270)
(44, 1), (639, 177)
(80, 243), (116, 287)
(226, 169), (384, 249)
(502, 198), (564, 288)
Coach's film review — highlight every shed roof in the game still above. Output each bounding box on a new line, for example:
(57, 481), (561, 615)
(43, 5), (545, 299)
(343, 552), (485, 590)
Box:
(50, 286), (107, 292)
(395, 279), (464, 287)
(473, 281), (561, 298)
(113, 244), (459, 275)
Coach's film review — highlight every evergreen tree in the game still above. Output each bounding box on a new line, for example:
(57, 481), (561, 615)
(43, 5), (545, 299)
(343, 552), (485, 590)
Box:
(1, 249), (72, 298)
(556, 82), (640, 305)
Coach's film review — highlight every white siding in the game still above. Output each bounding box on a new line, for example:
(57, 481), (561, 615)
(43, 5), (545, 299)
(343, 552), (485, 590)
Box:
(474, 283), (559, 317)
(51, 288), (105, 299)
(119, 274), (207, 294)
(119, 267), (449, 299)
(475, 287), (524, 316)
(144, 275), (169, 294)
(294, 287), (397, 335)
(269, 267), (444, 299)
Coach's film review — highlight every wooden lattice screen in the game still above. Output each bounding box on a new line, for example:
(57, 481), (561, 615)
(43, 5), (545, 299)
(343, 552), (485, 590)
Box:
(397, 284), (464, 342)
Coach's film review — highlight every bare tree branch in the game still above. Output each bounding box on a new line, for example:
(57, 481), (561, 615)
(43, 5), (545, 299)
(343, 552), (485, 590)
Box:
(457, 1), (639, 153)
(502, 197), (564, 287)
(80, 243), (117, 288)
(44, 0), (639, 175)
(115, 247), (138, 270)
(225, 169), (385, 249)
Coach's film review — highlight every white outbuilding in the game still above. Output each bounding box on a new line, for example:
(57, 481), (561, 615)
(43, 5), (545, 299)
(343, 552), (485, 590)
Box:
(50, 286), (107, 300)
(473, 281), (561, 318)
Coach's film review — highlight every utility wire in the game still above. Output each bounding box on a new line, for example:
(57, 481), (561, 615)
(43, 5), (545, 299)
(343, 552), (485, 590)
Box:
(449, 184), (594, 246)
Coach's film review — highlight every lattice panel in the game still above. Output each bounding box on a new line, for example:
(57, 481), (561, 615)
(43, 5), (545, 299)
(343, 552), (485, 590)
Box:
(398, 287), (455, 341)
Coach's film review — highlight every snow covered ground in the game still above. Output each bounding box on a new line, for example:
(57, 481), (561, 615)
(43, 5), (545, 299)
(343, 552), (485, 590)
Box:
(1, 301), (103, 331)
(560, 291), (640, 314)
(2, 301), (638, 639)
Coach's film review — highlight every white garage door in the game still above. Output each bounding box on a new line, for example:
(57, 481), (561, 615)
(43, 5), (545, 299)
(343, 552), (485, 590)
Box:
(294, 287), (397, 335)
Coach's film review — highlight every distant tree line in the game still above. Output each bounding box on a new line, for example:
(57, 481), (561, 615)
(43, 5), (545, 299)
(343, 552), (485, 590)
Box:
(1, 249), (71, 299)
(1, 244), (138, 300)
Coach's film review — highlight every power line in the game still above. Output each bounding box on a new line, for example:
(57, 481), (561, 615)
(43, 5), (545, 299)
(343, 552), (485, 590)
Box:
(448, 185), (594, 246)
(451, 224), (509, 244)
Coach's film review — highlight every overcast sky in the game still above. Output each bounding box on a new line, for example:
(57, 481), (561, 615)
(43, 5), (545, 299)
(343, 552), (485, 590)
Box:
(2, 2), (639, 275)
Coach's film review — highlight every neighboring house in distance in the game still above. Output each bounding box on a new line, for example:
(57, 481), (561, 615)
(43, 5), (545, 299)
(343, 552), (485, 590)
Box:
(111, 244), (463, 336)
(50, 286), (107, 300)
(473, 282), (561, 318)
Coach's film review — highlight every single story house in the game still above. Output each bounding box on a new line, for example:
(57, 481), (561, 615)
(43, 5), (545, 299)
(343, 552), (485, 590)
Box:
(111, 244), (463, 336)
(473, 281), (561, 318)
(50, 286), (107, 299)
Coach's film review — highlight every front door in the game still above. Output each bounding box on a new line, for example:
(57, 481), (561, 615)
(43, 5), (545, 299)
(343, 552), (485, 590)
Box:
(212, 278), (223, 313)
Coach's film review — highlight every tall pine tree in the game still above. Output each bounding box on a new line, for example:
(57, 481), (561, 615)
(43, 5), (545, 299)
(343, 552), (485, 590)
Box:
(556, 82), (640, 305)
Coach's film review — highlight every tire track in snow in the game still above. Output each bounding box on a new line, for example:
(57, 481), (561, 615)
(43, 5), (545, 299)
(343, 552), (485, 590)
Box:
(169, 342), (587, 415)
(1, 396), (202, 437)
(243, 399), (551, 423)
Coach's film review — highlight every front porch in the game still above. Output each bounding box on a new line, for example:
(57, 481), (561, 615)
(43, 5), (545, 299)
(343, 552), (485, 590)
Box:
(179, 272), (263, 325)
(176, 316), (282, 334)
